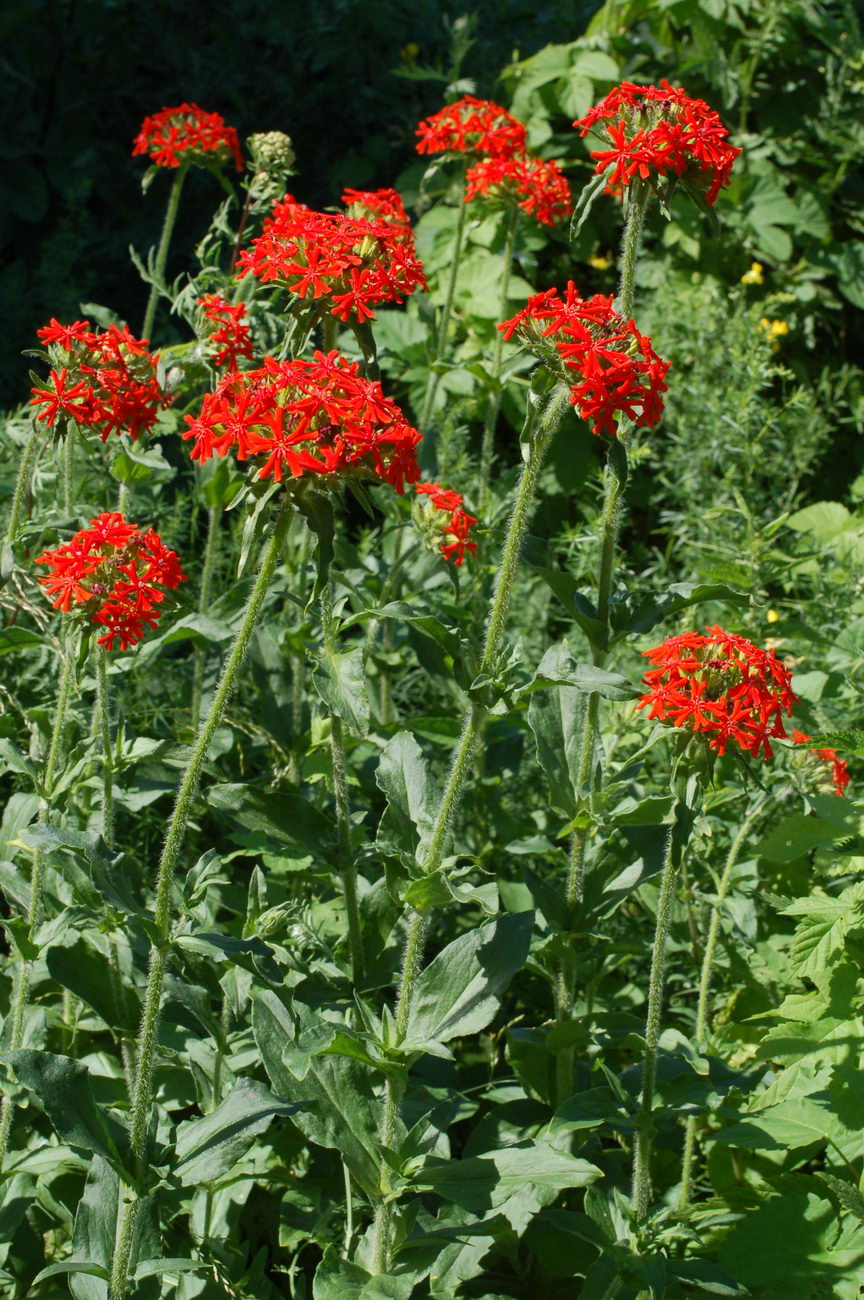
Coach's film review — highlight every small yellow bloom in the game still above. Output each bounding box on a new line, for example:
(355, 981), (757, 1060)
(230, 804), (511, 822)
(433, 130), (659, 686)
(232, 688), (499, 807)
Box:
(588, 253), (611, 270)
(766, 609), (780, 624)
(741, 261), (764, 285)
(758, 317), (790, 342)
(400, 42), (420, 61)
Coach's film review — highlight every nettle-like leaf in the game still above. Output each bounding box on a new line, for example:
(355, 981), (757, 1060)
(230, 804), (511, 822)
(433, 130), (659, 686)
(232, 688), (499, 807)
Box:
(415, 1141), (602, 1214)
(313, 644), (370, 736)
(376, 731), (440, 860)
(781, 882), (864, 979)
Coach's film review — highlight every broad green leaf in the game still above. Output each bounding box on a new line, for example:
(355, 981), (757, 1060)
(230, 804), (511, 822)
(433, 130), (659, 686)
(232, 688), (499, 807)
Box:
(610, 581), (749, 641)
(252, 990), (381, 1198)
(376, 731), (440, 859)
(521, 644), (637, 701)
(405, 912), (533, 1046)
(668, 1259), (748, 1296)
(711, 1098), (836, 1151)
(756, 814), (854, 864)
(174, 1077), (301, 1185)
(781, 884), (864, 978)
(46, 937), (137, 1033)
(208, 783), (337, 857)
(416, 1141), (601, 1212)
(133, 1259), (209, 1280)
(313, 644), (370, 736)
(0, 628), (46, 656)
(33, 1262), (110, 1284)
(313, 1247), (414, 1299)
(2, 1052), (129, 1174)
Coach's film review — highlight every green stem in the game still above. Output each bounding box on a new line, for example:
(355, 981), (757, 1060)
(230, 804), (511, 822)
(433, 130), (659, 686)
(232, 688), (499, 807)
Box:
(632, 801), (689, 1224)
(477, 203), (519, 514)
(419, 173), (469, 432)
(371, 384), (571, 1274)
(63, 431), (75, 517)
(617, 187), (649, 319)
(141, 164), (188, 343)
(109, 497), (292, 1300)
(190, 504), (221, 732)
(0, 649), (73, 1167)
(679, 801), (765, 1209)
(320, 582), (364, 991)
(3, 422), (42, 551)
(96, 652), (114, 849)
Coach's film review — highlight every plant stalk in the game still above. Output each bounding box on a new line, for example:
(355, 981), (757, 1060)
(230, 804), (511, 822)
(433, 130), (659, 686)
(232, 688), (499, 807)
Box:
(3, 422), (42, 551)
(96, 651), (114, 849)
(190, 503), (221, 731)
(141, 164), (188, 343)
(617, 187), (649, 319)
(108, 497), (292, 1300)
(419, 172), (469, 432)
(477, 203), (519, 513)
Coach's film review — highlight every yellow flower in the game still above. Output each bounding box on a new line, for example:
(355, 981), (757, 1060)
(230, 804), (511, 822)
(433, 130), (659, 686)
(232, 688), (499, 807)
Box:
(766, 609), (780, 624)
(400, 42), (420, 62)
(741, 261), (765, 285)
(758, 317), (790, 343)
(588, 253), (611, 270)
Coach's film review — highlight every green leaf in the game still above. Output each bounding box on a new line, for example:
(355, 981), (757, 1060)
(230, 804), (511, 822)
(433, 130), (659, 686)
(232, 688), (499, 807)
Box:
(110, 441), (174, 486)
(781, 884), (864, 979)
(611, 581), (749, 641)
(1, 1051), (129, 1174)
(815, 1172), (864, 1223)
(756, 814), (854, 864)
(404, 912), (533, 1046)
(0, 628), (46, 656)
(711, 1098), (836, 1151)
(668, 1259), (748, 1296)
(521, 643), (637, 701)
(133, 1259), (209, 1280)
(46, 937), (137, 1033)
(252, 990), (381, 1198)
(313, 645), (370, 736)
(416, 1141), (601, 1212)
(296, 491), (335, 599)
(208, 783), (337, 857)
(173, 1078), (300, 1185)
(527, 664), (584, 817)
(313, 1248), (415, 1299)
(32, 1262), (110, 1284)
(376, 731), (440, 860)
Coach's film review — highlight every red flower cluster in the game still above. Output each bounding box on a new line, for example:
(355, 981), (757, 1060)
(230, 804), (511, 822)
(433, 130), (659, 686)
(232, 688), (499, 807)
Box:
(464, 155), (572, 226)
(182, 350), (422, 491)
(414, 481), (477, 566)
(197, 294), (254, 371)
(237, 188), (426, 322)
(574, 80), (739, 207)
(132, 102), (243, 172)
(31, 319), (170, 442)
(416, 95), (527, 158)
(500, 283), (670, 437)
(791, 731), (851, 796)
(36, 513), (186, 652)
(638, 627), (796, 760)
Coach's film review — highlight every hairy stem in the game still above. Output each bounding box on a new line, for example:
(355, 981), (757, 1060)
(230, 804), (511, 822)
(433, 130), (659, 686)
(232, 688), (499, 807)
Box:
(679, 801), (765, 1209)
(109, 497), (292, 1300)
(477, 204), (519, 513)
(141, 164), (188, 343)
(96, 651), (114, 849)
(419, 173), (469, 432)
(320, 581), (364, 991)
(0, 649), (73, 1166)
(63, 431), (75, 517)
(3, 422), (42, 551)
(617, 186), (649, 319)
(190, 504), (221, 732)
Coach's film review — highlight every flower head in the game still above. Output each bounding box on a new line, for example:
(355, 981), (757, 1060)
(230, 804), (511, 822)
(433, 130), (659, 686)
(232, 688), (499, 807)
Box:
(413, 481), (477, 566)
(638, 627), (797, 760)
(500, 282), (670, 437)
(741, 261), (764, 285)
(464, 155), (572, 226)
(132, 102), (243, 172)
(36, 513), (186, 652)
(791, 731), (851, 797)
(197, 294), (254, 372)
(30, 320), (170, 441)
(182, 351), (422, 492)
(574, 80), (740, 207)
(247, 131), (296, 178)
(237, 189), (426, 322)
(416, 95), (527, 159)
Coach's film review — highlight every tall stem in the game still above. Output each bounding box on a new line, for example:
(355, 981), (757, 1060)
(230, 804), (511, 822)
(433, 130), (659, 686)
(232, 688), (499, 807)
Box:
(320, 582), (364, 991)
(419, 173), (469, 432)
(679, 802), (765, 1209)
(63, 431), (75, 517)
(0, 649), (73, 1166)
(190, 504), (221, 731)
(371, 384), (570, 1273)
(109, 498), (292, 1300)
(96, 652), (114, 849)
(3, 422), (42, 552)
(141, 165), (188, 343)
(477, 204), (519, 513)
(617, 187), (649, 319)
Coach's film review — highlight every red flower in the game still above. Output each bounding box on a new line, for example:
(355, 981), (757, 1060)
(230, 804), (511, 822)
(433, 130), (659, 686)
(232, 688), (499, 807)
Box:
(416, 96), (527, 158)
(464, 155), (572, 226)
(414, 481), (477, 565)
(35, 513), (186, 652)
(791, 731), (851, 796)
(574, 80), (740, 206)
(197, 294), (254, 371)
(182, 351), (422, 492)
(237, 189), (426, 322)
(30, 320), (170, 442)
(637, 627), (797, 760)
(499, 282), (670, 437)
(132, 102), (243, 172)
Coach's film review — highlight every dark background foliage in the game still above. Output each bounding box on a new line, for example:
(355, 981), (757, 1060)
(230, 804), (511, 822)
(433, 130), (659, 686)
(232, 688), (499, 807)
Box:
(0, 0), (600, 408)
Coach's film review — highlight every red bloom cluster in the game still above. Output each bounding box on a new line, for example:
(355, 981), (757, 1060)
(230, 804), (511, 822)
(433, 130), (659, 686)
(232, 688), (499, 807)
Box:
(31, 319), (169, 442)
(197, 294), (254, 371)
(791, 731), (851, 796)
(416, 95), (527, 158)
(574, 80), (739, 206)
(237, 188), (426, 322)
(464, 155), (572, 226)
(132, 102), (243, 172)
(182, 350), (422, 490)
(414, 481), (477, 566)
(500, 283), (669, 437)
(638, 627), (796, 760)
(36, 513), (186, 652)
